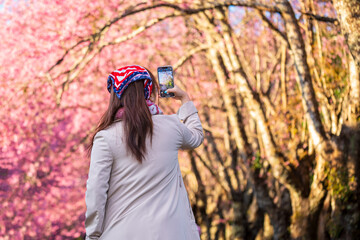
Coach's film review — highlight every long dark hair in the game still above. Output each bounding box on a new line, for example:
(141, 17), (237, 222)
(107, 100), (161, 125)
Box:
(88, 69), (158, 163)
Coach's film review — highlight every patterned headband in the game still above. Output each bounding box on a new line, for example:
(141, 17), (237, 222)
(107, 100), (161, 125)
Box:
(107, 65), (153, 100)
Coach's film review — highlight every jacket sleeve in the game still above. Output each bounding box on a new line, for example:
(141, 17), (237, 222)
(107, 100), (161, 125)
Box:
(85, 133), (113, 240)
(177, 101), (204, 149)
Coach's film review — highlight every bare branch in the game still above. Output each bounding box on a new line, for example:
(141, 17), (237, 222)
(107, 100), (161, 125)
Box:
(47, 1), (279, 75)
(48, 39), (90, 71)
(301, 11), (338, 24)
(106, 12), (181, 46)
(257, 10), (289, 46)
(212, 0), (279, 12)
(173, 44), (209, 70)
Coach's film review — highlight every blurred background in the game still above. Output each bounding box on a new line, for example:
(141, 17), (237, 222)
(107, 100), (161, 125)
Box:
(0, 0), (359, 239)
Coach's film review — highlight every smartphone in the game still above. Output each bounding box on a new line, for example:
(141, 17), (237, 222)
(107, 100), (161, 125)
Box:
(157, 66), (175, 98)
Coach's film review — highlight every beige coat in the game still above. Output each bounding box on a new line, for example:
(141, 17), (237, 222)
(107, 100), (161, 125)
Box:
(85, 101), (204, 240)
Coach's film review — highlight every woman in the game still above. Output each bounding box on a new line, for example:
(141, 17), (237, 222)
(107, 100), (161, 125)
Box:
(85, 65), (204, 240)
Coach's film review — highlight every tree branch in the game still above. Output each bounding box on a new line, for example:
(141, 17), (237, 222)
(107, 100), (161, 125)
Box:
(257, 10), (289, 46)
(48, 0), (280, 75)
(173, 44), (209, 70)
(301, 11), (338, 24)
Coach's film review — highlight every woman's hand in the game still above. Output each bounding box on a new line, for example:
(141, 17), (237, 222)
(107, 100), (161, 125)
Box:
(165, 85), (191, 104)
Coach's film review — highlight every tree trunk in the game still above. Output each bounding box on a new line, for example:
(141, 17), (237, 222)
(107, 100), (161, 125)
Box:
(275, 0), (327, 147)
(289, 191), (322, 239)
(349, 56), (360, 124)
(196, 9), (294, 239)
(189, 151), (212, 240)
(212, 8), (302, 193)
(280, 44), (287, 111)
(333, 0), (360, 124)
(275, 0), (336, 238)
(333, 0), (360, 66)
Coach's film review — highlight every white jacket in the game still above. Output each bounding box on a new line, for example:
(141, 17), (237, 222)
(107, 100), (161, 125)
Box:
(85, 101), (204, 240)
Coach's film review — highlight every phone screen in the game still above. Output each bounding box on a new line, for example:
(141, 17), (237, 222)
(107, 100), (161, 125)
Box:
(157, 66), (175, 98)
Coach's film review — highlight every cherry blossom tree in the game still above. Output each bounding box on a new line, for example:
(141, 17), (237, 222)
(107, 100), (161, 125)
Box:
(1, 0), (359, 239)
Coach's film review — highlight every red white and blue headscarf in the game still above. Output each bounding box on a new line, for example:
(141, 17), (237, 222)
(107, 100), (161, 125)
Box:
(107, 65), (153, 100)
(107, 65), (162, 118)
